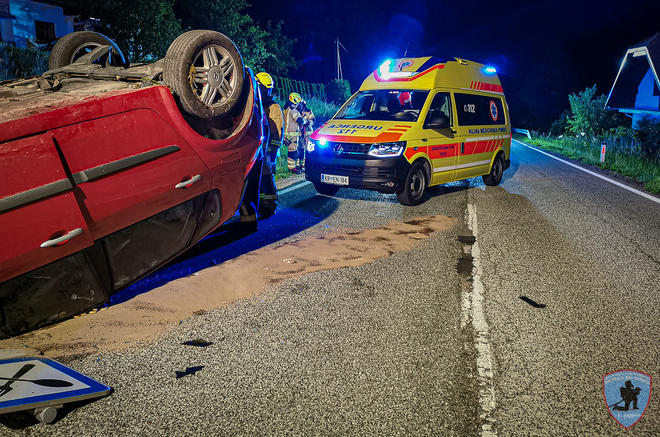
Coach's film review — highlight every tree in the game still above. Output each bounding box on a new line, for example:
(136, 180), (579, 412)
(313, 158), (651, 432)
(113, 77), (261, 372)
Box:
(567, 85), (621, 137)
(61, 0), (297, 74)
(62, 0), (182, 62)
(172, 0), (297, 75)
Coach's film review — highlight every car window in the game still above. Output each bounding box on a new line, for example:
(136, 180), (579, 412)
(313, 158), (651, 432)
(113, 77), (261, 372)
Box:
(335, 90), (429, 122)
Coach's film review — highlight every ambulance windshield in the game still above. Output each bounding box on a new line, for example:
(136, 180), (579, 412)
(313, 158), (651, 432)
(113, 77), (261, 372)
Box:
(335, 90), (429, 122)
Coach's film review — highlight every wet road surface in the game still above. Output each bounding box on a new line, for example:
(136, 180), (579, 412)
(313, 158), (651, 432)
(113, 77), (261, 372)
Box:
(2, 140), (659, 435)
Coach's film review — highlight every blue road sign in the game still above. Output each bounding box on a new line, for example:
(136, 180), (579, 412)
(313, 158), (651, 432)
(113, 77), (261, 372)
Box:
(0, 357), (111, 415)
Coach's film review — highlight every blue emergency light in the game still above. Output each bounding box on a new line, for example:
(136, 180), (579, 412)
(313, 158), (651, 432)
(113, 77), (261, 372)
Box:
(484, 66), (497, 74)
(379, 60), (392, 76)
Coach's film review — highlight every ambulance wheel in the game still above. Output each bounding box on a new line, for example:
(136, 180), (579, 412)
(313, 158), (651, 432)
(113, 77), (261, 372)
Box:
(313, 182), (340, 197)
(397, 161), (427, 206)
(163, 30), (245, 120)
(483, 153), (505, 186)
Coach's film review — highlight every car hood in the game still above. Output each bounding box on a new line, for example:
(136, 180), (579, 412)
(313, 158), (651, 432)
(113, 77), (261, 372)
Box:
(311, 120), (416, 144)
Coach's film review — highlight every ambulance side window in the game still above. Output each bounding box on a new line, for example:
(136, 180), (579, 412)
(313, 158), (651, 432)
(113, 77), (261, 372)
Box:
(424, 92), (452, 128)
(454, 93), (505, 126)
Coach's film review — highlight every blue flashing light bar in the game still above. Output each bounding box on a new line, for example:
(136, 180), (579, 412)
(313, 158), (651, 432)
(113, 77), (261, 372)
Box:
(379, 60), (392, 76)
(484, 66), (497, 74)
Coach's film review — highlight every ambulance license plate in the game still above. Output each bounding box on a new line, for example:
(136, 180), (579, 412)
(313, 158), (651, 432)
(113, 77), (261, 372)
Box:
(321, 174), (349, 185)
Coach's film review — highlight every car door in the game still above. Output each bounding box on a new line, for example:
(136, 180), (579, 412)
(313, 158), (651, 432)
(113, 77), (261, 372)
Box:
(0, 133), (108, 339)
(423, 91), (459, 185)
(52, 108), (213, 289)
(454, 92), (506, 180)
(0, 133), (94, 283)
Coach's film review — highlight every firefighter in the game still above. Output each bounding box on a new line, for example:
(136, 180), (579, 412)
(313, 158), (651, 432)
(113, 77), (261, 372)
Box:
(255, 72), (282, 217)
(283, 92), (309, 174)
(614, 381), (641, 411)
(297, 99), (315, 172)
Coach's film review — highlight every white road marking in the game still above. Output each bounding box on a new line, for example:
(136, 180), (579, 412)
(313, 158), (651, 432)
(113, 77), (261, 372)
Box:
(515, 139), (660, 205)
(466, 201), (498, 437)
(278, 180), (311, 195)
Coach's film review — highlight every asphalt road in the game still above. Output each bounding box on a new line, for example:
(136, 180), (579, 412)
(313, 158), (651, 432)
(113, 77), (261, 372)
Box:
(2, 139), (659, 435)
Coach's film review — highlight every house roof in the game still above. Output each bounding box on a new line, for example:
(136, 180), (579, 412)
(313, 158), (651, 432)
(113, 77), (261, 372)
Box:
(605, 31), (660, 111)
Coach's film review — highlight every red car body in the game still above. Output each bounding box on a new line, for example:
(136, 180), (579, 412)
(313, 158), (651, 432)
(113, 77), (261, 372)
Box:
(0, 72), (264, 338)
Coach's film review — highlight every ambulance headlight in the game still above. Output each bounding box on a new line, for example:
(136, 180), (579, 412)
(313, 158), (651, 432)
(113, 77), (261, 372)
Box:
(368, 141), (406, 157)
(307, 139), (316, 152)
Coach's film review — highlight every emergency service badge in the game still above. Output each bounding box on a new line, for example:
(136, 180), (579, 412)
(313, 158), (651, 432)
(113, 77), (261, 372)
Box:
(398, 60), (413, 70)
(489, 100), (498, 122)
(603, 370), (651, 429)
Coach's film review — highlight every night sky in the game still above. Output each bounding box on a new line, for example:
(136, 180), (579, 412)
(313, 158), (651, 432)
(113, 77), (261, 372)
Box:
(249, 0), (660, 127)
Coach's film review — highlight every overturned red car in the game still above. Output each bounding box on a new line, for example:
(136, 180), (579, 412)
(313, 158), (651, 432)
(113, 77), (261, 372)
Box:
(0, 30), (265, 339)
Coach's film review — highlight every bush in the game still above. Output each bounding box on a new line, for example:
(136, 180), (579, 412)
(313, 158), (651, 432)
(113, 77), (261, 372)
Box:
(325, 78), (351, 105)
(549, 110), (571, 137)
(0, 44), (49, 80)
(567, 85), (622, 137)
(634, 116), (660, 162)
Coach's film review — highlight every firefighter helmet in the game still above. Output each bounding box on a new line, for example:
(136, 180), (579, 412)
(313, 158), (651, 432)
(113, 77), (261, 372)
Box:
(256, 72), (274, 89)
(289, 92), (302, 105)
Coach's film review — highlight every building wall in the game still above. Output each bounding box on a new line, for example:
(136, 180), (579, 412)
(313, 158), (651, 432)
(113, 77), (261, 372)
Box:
(8, 0), (74, 48)
(0, 19), (13, 43)
(633, 67), (660, 128)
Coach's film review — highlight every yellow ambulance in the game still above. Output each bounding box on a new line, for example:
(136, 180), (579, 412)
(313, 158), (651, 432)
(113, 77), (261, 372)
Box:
(304, 56), (511, 205)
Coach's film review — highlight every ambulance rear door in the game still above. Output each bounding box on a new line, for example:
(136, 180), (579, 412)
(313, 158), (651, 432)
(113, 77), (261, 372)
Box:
(423, 91), (459, 185)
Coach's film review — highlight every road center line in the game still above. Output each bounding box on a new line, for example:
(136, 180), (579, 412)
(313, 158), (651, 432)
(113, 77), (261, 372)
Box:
(467, 201), (497, 437)
(514, 139), (660, 205)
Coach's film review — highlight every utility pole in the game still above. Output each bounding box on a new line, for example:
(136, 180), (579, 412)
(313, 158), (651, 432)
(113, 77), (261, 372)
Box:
(336, 38), (347, 81)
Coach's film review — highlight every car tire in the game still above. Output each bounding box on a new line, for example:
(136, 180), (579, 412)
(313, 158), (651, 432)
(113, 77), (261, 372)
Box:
(313, 182), (340, 197)
(397, 161), (427, 206)
(163, 30), (245, 120)
(483, 152), (505, 186)
(49, 31), (126, 69)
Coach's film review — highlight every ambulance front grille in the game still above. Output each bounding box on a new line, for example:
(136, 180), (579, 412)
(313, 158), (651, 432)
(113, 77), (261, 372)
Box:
(308, 162), (396, 179)
(326, 142), (371, 155)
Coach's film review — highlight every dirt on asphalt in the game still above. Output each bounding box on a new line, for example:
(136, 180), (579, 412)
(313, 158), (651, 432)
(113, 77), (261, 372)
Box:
(0, 214), (455, 361)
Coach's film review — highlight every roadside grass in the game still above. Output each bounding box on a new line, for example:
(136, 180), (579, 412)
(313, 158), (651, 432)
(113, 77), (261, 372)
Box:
(514, 133), (660, 194)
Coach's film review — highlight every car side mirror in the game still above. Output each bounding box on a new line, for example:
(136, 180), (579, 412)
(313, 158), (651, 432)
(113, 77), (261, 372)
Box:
(425, 112), (450, 129)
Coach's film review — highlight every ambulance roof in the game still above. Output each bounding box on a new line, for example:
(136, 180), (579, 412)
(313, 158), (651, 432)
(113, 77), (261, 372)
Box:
(360, 56), (503, 94)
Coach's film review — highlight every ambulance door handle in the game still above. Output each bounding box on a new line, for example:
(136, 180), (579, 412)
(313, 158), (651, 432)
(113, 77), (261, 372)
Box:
(461, 142), (465, 154)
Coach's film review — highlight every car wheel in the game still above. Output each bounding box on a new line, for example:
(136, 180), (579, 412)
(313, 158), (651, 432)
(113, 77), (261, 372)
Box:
(163, 30), (245, 120)
(483, 152), (505, 186)
(313, 182), (340, 197)
(49, 31), (126, 69)
(397, 161), (427, 206)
